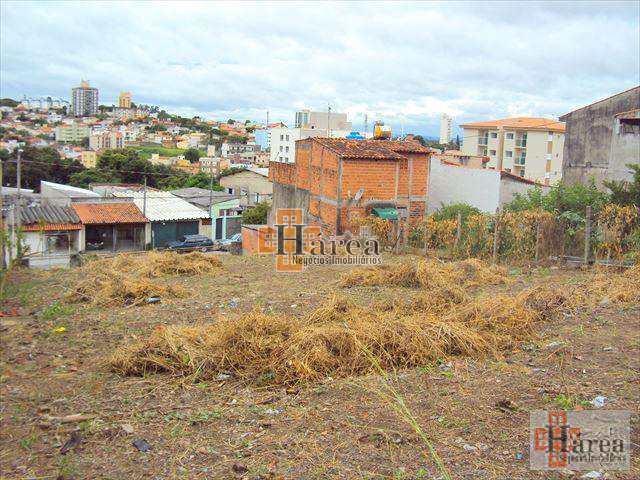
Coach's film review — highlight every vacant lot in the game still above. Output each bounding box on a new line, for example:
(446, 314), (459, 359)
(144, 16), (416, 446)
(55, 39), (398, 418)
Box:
(1, 254), (638, 479)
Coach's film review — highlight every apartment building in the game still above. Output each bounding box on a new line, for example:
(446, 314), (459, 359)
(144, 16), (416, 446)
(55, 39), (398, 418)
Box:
(269, 110), (354, 164)
(439, 113), (453, 144)
(460, 117), (565, 185)
(89, 131), (124, 151)
(54, 123), (91, 143)
(71, 80), (99, 117)
(119, 92), (132, 109)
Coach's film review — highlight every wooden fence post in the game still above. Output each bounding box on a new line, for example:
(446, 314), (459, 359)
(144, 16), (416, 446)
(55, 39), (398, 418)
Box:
(492, 210), (500, 263)
(584, 205), (592, 265)
(534, 220), (541, 262)
(453, 212), (462, 255)
(423, 221), (429, 256)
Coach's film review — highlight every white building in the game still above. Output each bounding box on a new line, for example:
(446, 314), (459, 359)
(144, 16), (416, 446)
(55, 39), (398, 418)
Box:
(459, 117), (565, 185)
(439, 113), (453, 144)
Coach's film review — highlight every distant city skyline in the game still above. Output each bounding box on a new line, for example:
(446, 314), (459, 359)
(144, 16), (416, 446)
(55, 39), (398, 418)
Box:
(1, 1), (638, 137)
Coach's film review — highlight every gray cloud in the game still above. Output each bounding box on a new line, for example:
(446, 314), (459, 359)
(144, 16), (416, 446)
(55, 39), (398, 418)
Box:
(1, 0), (638, 137)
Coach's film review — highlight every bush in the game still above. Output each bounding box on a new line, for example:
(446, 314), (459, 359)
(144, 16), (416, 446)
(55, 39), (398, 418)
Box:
(242, 202), (270, 225)
(433, 203), (482, 222)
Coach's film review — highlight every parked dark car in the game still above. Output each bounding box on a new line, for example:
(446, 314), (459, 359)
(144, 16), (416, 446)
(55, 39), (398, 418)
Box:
(167, 234), (215, 252)
(218, 233), (242, 252)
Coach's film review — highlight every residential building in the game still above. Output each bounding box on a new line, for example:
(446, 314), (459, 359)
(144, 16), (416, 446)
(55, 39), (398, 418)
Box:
(269, 138), (432, 235)
(80, 150), (98, 168)
(119, 92), (132, 109)
(40, 181), (100, 207)
(253, 128), (270, 151)
(4, 205), (83, 269)
(439, 113), (453, 144)
(170, 187), (241, 240)
(269, 126), (353, 164)
(89, 131), (124, 151)
(219, 168), (273, 207)
(295, 109), (352, 131)
(427, 158), (549, 214)
(54, 123), (91, 143)
(72, 201), (148, 252)
(71, 80), (99, 117)
(560, 86), (640, 187)
(433, 150), (488, 169)
(111, 190), (209, 248)
(460, 117), (565, 185)
(221, 142), (259, 157)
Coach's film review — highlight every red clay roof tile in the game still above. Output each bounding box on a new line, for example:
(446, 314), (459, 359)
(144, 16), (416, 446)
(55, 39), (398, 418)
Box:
(72, 202), (148, 225)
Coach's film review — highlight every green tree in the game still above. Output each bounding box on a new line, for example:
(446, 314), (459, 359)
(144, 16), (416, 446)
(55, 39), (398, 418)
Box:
(184, 148), (202, 163)
(241, 202), (270, 225)
(2, 146), (84, 191)
(0, 98), (19, 108)
(69, 168), (116, 189)
(158, 172), (224, 191)
(604, 164), (640, 206)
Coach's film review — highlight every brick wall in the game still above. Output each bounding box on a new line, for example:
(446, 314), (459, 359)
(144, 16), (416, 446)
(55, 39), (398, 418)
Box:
(270, 138), (432, 235)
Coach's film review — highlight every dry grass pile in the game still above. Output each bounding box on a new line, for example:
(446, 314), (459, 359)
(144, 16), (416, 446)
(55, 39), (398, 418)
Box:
(111, 264), (638, 384)
(340, 257), (507, 290)
(67, 251), (222, 306)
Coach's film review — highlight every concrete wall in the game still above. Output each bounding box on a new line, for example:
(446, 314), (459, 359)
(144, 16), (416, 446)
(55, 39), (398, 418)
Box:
(268, 182), (310, 226)
(499, 176), (549, 206)
(561, 86), (640, 186)
(428, 159), (501, 213)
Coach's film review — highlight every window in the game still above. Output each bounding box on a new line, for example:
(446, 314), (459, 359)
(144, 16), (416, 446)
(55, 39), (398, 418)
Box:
(227, 188), (234, 194)
(285, 135), (289, 141)
(505, 150), (513, 158)
(285, 146), (289, 152)
(490, 132), (498, 139)
(279, 146), (283, 152)
(280, 134), (284, 141)
(547, 132), (554, 141)
(489, 149), (496, 156)
(506, 133), (514, 140)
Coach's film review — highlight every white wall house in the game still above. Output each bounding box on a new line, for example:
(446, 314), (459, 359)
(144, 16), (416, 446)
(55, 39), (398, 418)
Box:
(427, 158), (549, 213)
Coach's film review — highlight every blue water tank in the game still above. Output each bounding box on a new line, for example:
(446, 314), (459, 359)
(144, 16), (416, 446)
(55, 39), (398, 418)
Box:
(346, 131), (365, 140)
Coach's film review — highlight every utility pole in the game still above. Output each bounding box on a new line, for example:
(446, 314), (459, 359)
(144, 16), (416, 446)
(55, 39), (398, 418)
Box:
(142, 176), (147, 216)
(208, 168), (214, 240)
(0, 156), (4, 269)
(364, 113), (368, 136)
(266, 110), (269, 127)
(327, 104), (331, 138)
(16, 149), (22, 230)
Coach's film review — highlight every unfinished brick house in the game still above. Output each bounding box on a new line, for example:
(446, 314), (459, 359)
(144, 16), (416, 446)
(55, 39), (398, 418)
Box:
(269, 138), (433, 235)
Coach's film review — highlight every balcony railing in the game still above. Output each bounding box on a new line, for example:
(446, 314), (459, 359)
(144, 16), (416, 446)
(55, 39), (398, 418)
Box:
(478, 137), (489, 146)
(514, 156), (526, 166)
(515, 139), (527, 148)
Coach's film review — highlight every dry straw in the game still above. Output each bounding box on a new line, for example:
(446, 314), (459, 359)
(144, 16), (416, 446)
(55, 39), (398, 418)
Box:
(67, 251), (222, 306)
(111, 260), (639, 385)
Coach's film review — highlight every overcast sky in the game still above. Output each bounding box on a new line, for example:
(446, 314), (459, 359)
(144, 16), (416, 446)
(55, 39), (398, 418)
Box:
(1, 1), (638, 137)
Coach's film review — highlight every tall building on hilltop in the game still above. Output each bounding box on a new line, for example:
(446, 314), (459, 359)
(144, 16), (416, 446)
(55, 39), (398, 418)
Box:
(119, 92), (132, 109)
(439, 113), (453, 144)
(71, 80), (99, 117)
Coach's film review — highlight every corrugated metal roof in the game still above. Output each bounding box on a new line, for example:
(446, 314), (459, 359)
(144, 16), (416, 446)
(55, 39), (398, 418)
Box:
(112, 190), (209, 222)
(20, 205), (80, 225)
(72, 202), (148, 225)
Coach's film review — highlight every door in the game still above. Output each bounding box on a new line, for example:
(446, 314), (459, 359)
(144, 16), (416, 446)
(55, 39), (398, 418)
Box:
(152, 221), (199, 248)
(215, 218), (223, 240)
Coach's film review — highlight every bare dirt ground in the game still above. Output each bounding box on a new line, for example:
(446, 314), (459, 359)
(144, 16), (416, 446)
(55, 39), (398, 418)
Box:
(0, 254), (638, 480)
